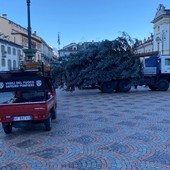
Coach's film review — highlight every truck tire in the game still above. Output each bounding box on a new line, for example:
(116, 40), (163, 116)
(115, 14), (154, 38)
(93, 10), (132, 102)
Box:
(44, 115), (52, 131)
(148, 85), (157, 91)
(118, 80), (131, 92)
(51, 107), (57, 120)
(3, 124), (12, 134)
(100, 81), (117, 93)
(157, 79), (169, 91)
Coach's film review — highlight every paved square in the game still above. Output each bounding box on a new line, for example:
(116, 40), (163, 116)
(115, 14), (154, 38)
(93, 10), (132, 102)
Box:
(0, 87), (170, 169)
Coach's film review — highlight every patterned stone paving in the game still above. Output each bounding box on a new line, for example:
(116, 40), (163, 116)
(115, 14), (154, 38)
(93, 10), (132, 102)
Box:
(0, 87), (170, 169)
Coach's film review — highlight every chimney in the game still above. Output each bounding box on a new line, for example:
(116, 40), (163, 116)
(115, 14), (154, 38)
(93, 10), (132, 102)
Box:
(2, 14), (7, 19)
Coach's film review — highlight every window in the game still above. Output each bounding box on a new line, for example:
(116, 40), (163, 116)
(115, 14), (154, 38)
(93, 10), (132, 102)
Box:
(17, 49), (21, 57)
(165, 59), (170, 66)
(13, 48), (16, 55)
(158, 26), (160, 32)
(8, 59), (11, 70)
(2, 58), (6, 67)
(72, 46), (77, 51)
(32, 41), (36, 49)
(1, 45), (5, 53)
(38, 54), (40, 61)
(157, 42), (160, 52)
(13, 60), (16, 69)
(37, 44), (41, 51)
(8, 47), (11, 54)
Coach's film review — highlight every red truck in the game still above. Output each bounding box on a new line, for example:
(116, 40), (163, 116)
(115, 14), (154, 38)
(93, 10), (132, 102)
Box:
(0, 62), (57, 134)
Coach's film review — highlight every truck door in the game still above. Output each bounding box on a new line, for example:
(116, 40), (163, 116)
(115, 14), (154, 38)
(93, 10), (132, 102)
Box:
(161, 57), (170, 74)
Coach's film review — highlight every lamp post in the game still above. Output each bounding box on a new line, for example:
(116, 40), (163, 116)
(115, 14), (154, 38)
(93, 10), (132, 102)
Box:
(27, 0), (31, 50)
(23, 0), (36, 61)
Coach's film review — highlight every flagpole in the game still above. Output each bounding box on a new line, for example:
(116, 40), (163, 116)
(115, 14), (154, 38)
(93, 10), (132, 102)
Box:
(57, 32), (60, 57)
(58, 32), (61, 49)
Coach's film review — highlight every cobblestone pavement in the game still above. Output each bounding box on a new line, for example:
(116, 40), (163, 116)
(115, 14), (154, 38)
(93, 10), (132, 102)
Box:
(0, 87), (170, 170)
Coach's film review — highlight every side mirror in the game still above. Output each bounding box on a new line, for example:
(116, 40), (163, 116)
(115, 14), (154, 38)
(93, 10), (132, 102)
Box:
(48, 92), (52, 98)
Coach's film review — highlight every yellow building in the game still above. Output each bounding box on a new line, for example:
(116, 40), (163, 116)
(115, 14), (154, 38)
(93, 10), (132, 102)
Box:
(0, 14), (53, 63)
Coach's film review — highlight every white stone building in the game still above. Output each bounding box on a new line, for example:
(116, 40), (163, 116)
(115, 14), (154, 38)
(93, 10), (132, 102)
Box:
(137, 4), (170, 56)
(0, 38), (23, 71)
(59, 43), (78, 58)
(152, 4), (170, 55)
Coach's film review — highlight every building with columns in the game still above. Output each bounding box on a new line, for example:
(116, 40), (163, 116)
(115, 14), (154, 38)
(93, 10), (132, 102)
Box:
(137, 4), (170, 56)
(152, 4), (170, 55)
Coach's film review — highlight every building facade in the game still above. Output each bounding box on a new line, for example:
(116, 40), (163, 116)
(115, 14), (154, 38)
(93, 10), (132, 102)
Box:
(137, 4), (170, 56)
(59, 43), (78, 58)
(152, 4), (170, 55)
(59, 41), (99, 59)
(41, 38), (54, 64)
(0, 14), (54, 65)
(0, 38), (23, 71)
(137, 35), (154, 54)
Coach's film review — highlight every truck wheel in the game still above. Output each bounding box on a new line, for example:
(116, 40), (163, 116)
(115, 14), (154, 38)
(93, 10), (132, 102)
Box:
(149, 85), (157, 91)
(100, 81), (117, 93)
(44, 115), (52, 131)
(51, 107), (57, 120)
(118, 80), (131, 92)
(157, 79), (169, 91)
(3, 124), (12, 134)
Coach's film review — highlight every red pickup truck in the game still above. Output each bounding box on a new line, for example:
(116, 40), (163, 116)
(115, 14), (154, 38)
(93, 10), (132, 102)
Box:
(0, 63), (57, 134)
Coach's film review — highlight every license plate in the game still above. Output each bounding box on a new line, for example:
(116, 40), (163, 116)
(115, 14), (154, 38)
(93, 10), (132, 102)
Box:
(13, 116), (32, 121)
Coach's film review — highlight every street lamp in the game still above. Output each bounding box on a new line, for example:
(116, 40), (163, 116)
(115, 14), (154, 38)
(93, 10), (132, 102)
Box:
(23, 0), (36, 61)
(27, 0), (31, 50)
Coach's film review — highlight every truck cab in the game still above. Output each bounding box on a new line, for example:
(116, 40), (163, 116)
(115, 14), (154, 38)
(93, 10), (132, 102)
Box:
(143, 56), (170, 75)
(143, 55), (170, 91)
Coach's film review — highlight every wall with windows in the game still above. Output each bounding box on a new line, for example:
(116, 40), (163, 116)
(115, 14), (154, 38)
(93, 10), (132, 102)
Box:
(0, 39), (23, 71)
(151, 5), (170, 55)
(153, 16), (170, 55)
(41, 38), (54, 63)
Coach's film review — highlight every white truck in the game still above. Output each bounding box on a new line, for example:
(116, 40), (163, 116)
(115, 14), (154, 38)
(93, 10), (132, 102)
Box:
(100, 56), (170, 93)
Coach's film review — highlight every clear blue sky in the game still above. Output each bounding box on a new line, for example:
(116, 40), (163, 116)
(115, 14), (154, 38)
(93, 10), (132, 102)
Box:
(0, 0), (170, 48)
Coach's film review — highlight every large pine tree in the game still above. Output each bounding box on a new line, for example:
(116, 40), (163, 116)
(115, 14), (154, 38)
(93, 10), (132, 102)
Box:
(52, 34), (141, 91)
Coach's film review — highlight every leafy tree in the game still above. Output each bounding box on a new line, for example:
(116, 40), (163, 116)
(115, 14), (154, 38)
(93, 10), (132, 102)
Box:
(52, 34), (142, 91)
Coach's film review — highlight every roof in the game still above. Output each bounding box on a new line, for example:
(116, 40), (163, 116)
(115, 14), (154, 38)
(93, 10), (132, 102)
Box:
(12, 32), (42, 43)
(152, 4), (170, 23)
(0, 38), (23, 48)
(0, 16), (44, 45)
